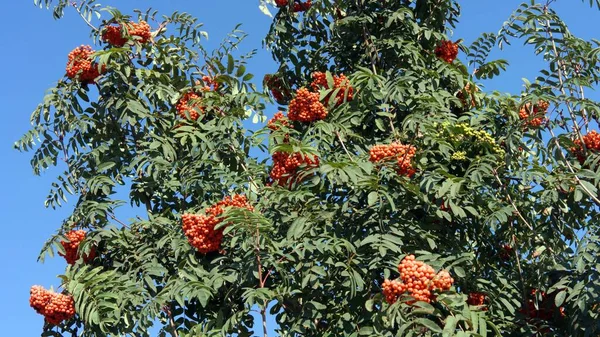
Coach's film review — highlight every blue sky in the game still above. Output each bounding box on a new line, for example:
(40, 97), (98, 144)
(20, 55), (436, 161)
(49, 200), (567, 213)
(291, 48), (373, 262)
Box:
(0, 1), (598, 335)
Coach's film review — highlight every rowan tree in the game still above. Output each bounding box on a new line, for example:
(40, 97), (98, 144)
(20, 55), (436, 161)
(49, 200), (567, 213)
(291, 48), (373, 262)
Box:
(17, 0), (600, 336)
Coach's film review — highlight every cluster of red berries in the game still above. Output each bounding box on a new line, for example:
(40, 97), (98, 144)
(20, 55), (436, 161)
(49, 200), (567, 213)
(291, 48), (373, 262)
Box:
(571, 130), (600, 164)
(268, 112), (292, 131)
(519, 100), (549, 128)
(457, 83), (478, 108)
(499, 244), (514, 261)
(175, 77), (221, 121)
(435, 40), (459, 63)
(521, 289), (566, 321)
(102, 20), (151, 47)
(66, 45), (104, 84)
(176, 92), (204, 121)
(264, 74), (292, 103)
(198, 75), (219, 92)
(288, 88), (328, 122)
(382, 255), (454, 304)
(310, 71), (354, 106)
(29, 286), (75, 325)
(270, 151), (319, 187)
(59, 230), (96, 265)
(275, 0), (312, 12)
(182, 195), (253, 254)
(467, 292), (487, 310)
(369, 142), (417, 177)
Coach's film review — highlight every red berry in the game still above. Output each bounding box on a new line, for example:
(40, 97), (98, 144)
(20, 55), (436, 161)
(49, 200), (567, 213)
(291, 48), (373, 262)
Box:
(270, 151), (319, 187)
(102, 20), (152, 47)
(435, 40), (459, 63)
(66, 45), (104, 84)
(182, 195), (253, 254)
(288, 87), (328, 122)
(383, 255), (454, 305)
(29, 286), (75, 325)
(59, 230), (95, 265)
(310, 71), (354, 106)
(369, 142), (417, 177)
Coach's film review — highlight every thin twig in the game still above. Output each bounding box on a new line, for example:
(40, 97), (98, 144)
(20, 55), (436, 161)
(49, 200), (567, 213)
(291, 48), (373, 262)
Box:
(543, 17), (586, 145)
(167, 304), (179, 337)
(511, 233), (530, 317)
(546, 127), (600, 206)
(492, 170), (534, 231)
(335, 131), (355, 162)
(108, 212), (130, 229)
(72, 3), (99, 32)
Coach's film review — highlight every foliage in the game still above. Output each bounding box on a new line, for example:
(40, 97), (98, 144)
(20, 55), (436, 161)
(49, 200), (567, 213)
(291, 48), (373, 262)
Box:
(17, 1), (600, 336)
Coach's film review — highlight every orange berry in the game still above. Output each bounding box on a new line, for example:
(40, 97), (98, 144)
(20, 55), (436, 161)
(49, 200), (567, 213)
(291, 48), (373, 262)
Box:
(66, 45), (104, 84)
(182, 195), (253, 254)
(59, 230), (95, 265)
(288, 87), (328, 122)
(435, 40), (459, 63)
(383, 255), (454, 305)
(29, 286), (75, 325)
(310, 71), (354, 106)
(369, 142), (417, 177)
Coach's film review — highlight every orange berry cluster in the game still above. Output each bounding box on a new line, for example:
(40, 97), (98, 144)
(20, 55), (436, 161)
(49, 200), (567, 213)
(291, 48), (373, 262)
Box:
(176, 92), (204, 121)
(102, 21), (151, 47)
(182, 195), (253, 254)
(382, 255), (454, 304)
(59, 230), (95, 265)
(369, 142), (417, 177)
(435, 40), (459, 63)
(571, 130), (600, 164)
(456, 83), (478, 108)
(310, 71), (354, 106)
(521, 289), (566, 321)
(199, 75), (220, 92)
(519, 100), (549, 128)
(66, 45), (103, 84)
(270, 151), (319, 186)
(29, 286), (75, 325)
(288, 87), (328, 122)
(264, 74), (292, 103)
(268, 112), (291, 131)
(467, 292), (487, 310)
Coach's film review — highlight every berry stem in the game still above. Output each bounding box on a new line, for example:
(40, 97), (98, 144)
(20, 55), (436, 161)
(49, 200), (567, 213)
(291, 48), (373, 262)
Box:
(71, 2), (99, 32)
(335, 131), (355, 162)
(492, 169), (533, 231)
(167, 303), (179, 337)
(542, 8), (588, 150)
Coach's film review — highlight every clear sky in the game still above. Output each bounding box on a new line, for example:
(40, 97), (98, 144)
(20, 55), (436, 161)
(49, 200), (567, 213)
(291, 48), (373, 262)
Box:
(0, 1), (597, 335)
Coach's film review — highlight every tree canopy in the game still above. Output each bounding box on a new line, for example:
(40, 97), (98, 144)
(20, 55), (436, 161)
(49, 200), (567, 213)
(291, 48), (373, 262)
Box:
(18, 0), (600, 336)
